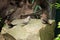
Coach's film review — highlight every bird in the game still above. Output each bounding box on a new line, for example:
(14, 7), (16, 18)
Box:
(22, 16), (31, 25)
(5, 19), (16, 28)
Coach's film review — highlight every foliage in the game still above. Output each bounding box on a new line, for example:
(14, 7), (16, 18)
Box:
(57, 22), (60, 28)
(54, 34), (60, 40)
(49, 0), (60, 9)
(55, 0), (60, 9)
(54, 3), (60, 40)
(49, 3), (60, 9)
(55, 3), (60, 9)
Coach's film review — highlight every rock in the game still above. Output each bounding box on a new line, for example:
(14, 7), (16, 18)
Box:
(1, 19), (55, 40)
(0, 33), (5, 40)
(3, 33), (16, 40)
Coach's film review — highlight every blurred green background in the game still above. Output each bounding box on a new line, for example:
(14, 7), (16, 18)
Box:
(54, 0), (60, 40)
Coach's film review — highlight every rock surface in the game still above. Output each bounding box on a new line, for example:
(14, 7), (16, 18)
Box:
(0, 33), (5, 40)
(1, 19), (55, 40)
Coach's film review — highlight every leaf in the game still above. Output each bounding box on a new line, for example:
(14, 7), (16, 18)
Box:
(55, 3), (60, 9)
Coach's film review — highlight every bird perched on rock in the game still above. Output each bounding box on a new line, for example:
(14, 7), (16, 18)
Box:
(5, 19), (16, 28)
(4, 8), (17, 28)
(40, 11), (51, 25)
(22, 16), (31, 25)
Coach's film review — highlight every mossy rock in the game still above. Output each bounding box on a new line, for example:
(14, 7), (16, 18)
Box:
(1, 19), (55, 40)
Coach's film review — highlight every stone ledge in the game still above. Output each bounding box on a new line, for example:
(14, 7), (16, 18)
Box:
(1, 19), (55, 40)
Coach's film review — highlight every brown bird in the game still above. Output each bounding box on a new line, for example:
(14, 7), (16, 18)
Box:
(40, 11), (51, 25)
